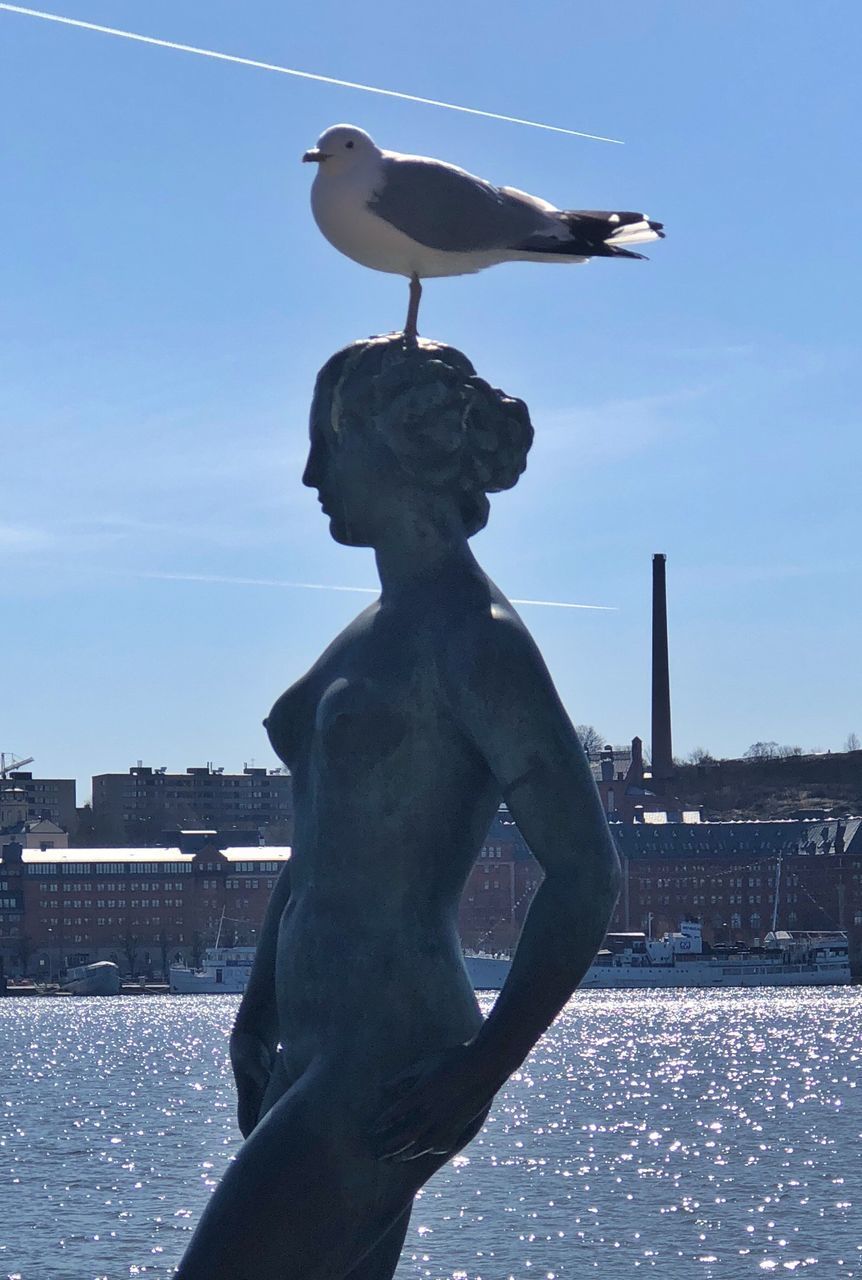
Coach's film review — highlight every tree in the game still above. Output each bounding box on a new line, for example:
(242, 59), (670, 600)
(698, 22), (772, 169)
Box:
(845, 733), (861, 753)
(13, 933), (34, 976)
(687, 747), (714, 765)
(744, 741), (781, 760)
(576, 725), (605, 760)
(157, 930), (171, 980)
(122, 932), (139, 977)
(263, 820), (294, 846)
(71, 803), (117, 847)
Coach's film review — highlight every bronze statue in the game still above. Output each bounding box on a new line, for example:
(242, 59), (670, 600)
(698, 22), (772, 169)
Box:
(175, 335), (620, 1280)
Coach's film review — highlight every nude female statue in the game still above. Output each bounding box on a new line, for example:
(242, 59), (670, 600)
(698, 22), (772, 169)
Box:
(175, 335), (621, 1280)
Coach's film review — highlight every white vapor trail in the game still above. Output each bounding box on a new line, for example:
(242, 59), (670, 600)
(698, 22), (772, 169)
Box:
(0, 4), (624, 144)
(140, 571), (617, 611)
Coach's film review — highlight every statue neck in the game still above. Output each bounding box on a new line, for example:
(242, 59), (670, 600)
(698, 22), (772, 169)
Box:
(374, 511), (480, 599)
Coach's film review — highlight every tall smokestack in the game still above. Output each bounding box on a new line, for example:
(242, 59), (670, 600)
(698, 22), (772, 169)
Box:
(651, 553), (673, 784)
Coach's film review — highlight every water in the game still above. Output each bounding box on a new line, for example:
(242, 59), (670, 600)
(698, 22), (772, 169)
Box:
(2, 989), (861, 1279)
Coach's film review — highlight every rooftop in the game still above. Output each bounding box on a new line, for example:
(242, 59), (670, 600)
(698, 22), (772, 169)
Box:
(2, 845), (292, 866)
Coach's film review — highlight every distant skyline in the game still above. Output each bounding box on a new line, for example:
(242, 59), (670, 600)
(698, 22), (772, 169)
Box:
(3, 1), (860, 794)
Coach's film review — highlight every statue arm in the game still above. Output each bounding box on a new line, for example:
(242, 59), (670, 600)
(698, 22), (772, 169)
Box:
(229, 859), (292, 1137)
(372, 613), (620, 1160)
(453, 613), (621, 1082)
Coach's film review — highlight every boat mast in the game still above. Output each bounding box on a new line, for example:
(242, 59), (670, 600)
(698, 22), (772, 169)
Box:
(214, 905), (226, 949)
(770, 853), (782, 934)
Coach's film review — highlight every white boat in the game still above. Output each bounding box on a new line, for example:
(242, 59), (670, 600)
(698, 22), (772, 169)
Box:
(169, 945), (255, 994)
(62, 960), (121, 996)
(464, 953), (512, 990)
(464, 920), (851, 992)
(578, 918), (851, 989)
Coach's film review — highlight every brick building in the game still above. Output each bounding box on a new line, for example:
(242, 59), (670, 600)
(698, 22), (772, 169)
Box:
(5, 811), (862, 981)
(0, 838), (289, 979)
(457, 808), (862, 965)
(92, 764), (293, 844)
(611, 817), (862, 947)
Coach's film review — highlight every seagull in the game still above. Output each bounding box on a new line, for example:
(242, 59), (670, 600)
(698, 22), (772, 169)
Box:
(302, 124), (664, 342)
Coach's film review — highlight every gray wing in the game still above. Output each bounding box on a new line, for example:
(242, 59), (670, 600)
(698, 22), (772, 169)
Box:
(368, 155), (556, 253)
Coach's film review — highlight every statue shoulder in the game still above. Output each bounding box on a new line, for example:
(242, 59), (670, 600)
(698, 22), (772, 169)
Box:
(438, 592), (547, 694)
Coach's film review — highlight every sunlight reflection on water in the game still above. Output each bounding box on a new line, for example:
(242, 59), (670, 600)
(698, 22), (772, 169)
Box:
(2, 988), (861, 1278)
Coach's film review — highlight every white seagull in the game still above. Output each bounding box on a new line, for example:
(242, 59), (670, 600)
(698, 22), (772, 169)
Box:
(303, 124), (664, 341)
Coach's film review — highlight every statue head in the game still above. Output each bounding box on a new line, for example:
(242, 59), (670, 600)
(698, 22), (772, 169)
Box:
(304, 335), (534, 546)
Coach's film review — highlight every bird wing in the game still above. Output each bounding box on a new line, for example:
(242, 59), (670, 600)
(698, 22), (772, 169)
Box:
(368, 153), (560, 253)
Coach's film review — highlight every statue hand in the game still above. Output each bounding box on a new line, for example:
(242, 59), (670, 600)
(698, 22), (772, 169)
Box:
(369, 1043), (499, 1162)
(229, 1028), (274, 1139)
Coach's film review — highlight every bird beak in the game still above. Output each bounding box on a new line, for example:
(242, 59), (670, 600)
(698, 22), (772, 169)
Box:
(302, 149), (326, 163)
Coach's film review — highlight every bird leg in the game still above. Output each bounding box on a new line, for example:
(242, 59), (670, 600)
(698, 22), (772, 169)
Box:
(404, 274), (422, 344)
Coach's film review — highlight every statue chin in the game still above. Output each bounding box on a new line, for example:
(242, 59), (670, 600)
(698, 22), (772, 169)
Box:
(327, 516), (370, 548)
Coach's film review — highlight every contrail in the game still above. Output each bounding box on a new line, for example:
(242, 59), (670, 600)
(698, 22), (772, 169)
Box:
(0, 4), (624, 144)
(140, 571), (617, 611)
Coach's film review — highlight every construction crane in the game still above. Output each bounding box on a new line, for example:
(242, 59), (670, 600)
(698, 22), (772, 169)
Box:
(0, 753), (34, 778)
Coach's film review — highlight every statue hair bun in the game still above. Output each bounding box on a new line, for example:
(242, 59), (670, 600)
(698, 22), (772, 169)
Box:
(317, 335), (534, 536)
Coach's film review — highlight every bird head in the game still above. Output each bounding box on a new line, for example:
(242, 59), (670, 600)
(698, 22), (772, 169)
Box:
(302, 124), (379, 173)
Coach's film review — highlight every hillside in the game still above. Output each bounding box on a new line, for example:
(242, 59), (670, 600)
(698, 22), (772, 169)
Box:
(672, 750), (862, 821)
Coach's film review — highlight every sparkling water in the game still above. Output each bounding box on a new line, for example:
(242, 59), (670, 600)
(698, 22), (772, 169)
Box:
(2, 989), (860, 1278)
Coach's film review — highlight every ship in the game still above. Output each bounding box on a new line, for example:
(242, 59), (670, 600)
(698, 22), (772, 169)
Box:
(61, 960), (121, 996)
(466, 919), (851, 991)
(580, 918), (850, 989)
(463, 953), (512, 990)
(169, 945), (255, 994)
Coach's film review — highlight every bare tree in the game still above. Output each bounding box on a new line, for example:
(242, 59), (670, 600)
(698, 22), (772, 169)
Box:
(744, 741), (781, 760)
(845, 733), (861, 753)
(157, 930), (171, 980)
(13, 934), (34, 976)
(121, 932), (139, 977)
(687, 747), (714, 765)
(576, 725), (605, 760)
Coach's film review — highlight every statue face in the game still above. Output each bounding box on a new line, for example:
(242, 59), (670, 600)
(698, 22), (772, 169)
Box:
(303, 406), (387, 548)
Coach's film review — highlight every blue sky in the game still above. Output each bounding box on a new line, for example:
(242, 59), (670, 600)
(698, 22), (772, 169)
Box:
(2, 1), (860, 799)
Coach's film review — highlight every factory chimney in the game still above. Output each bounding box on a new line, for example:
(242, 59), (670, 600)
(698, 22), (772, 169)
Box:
(651, 553), (674, 786)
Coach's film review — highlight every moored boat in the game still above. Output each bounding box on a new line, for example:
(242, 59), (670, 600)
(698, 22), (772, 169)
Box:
(61, 960), (121, 996)
(579, 919), (850, 990)
(463, 952), (512, 990)
(466, 919), (851, 991)
(169, 946), (255, 994)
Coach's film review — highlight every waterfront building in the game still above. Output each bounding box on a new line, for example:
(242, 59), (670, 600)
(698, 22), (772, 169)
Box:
(92, 763), (293, 844)
(611, 817), (862, 945)
(4, 813), (862, 979)
(0, 837), (289, 978)
(457, 809), (862, 964)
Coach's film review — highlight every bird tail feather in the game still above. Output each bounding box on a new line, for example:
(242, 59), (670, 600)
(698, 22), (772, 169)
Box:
(515, 210), (664, 260)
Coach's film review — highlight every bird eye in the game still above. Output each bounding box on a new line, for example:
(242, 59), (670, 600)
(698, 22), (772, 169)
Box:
(345, 140), (354, 149)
